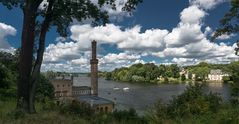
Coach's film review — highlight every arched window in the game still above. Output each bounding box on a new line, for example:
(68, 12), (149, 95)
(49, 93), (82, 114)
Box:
(100, 107), (103, 112)
(105, 106), (108, 112)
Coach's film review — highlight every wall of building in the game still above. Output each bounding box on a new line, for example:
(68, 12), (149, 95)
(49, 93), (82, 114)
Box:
(51, 79), (73, 97)
(72, 88), (91, 96)
(208, 74), (229, 81)
(94, 104), (113, 113)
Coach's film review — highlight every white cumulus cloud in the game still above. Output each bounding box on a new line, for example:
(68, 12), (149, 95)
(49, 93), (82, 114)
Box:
(0, 22), (16, 53)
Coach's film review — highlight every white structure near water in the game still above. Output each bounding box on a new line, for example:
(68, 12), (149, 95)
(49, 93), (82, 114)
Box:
(208, 69), (229, 81)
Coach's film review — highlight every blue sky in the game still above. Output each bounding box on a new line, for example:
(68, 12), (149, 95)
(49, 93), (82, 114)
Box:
(0, 0), (238, 72)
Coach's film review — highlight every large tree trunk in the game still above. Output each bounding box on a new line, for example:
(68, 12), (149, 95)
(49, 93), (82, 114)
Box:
(17, 1), (43, 113)
(29, 0), (53, 113)
(29, 22), (49, 113)
(17, 7), (37, 113)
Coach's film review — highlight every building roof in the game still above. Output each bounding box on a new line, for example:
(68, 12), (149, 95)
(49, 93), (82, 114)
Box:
(210, 69), (222, 75)
(76, 95), (114, 106)
(73, 77), (91, 87)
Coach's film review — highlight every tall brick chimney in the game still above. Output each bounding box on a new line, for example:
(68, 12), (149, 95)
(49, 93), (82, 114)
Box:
(90, 40), (98, 96)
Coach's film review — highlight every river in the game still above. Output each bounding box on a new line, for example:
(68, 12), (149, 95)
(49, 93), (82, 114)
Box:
(74, 75), (231, 113)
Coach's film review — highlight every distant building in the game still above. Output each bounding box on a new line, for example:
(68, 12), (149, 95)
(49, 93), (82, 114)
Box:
(72, 86), (91, 96)
(208, 69), (229, 81)
(179, 68), (189, 79)
(192, 74), (196, 80)
(51, 76), (91, 98)
(179, 68), (196, 80)
(50, 76), (73, 98)
(50, 41), (114, 113)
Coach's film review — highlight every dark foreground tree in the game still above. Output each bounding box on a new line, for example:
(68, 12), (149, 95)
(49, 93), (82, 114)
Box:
(0, 0), (142, 113)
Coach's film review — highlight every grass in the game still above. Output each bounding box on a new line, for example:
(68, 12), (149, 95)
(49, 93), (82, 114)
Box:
(0, 98), (89, 124)
(1, 98), (239, 124)
(0, 98), (146, 124)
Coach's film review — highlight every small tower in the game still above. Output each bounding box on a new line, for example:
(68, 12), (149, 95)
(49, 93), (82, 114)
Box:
(90, 40), (98, 96)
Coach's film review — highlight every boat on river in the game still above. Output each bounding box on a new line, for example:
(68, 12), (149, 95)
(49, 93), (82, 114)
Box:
(113, 87), (120, 90)
(123, 87), (129, 91)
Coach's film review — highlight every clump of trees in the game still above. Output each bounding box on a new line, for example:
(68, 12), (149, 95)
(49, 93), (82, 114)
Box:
(0, 51), (54, 102)
(0, 51), (18, 99)
(105, 63), (180, 83)
(146, 83), (225, 123)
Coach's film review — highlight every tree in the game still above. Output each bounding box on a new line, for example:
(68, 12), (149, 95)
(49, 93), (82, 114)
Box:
(170, 64), (180, 78)
(181, 74), (186, 81)
(212, 0), (239, 55)
(0, 0), (142, 113)
(228, 61), (239, 97)
(35, 75), (54, 102)
(0, 63), (12, 89)
(158, 64), (166, 77)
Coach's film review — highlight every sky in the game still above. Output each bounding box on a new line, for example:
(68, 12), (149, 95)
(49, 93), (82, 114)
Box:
(0, 0), (239, 72)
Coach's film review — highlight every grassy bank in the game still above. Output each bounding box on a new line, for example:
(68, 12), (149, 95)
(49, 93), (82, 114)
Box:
(0, 98), (146, 124)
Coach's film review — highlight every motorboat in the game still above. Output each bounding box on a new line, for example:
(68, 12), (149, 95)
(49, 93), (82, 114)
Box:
(123, 87), (129, 91)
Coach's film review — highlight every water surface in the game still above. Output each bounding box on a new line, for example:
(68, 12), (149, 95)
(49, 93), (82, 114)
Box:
(74, 76), (230, 113)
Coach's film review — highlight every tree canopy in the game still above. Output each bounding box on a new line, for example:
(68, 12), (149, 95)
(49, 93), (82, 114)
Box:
(212, 0), (239, 55)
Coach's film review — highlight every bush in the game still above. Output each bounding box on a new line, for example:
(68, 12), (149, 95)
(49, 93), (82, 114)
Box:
(223, 76), (231, 83)
(92, 108), (146, 124)
(147, 83), (222, 122)
(181, 74), (186, 81)
(59, 101), (93, 117)
(36, 75), (55, 102)
(132, 75), (145, 82)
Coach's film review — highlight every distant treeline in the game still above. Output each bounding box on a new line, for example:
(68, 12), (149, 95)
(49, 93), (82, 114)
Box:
(103, 63), (180, 83)
(102, 61), (239, 84)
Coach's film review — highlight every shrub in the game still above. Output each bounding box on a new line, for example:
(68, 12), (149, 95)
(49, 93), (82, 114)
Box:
(181, 74), (186, 81)
(59, 101), (93, 117)
(132, 75), (145, 82)
(222, 76), (231, 83)
(147, 83), (222, 122)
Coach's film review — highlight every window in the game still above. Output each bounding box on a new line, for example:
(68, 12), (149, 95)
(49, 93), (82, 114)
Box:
(57, 85), (59, 87)
(100, 107), (103, 112)
(63, 85), (64, 87)
(105, 106), (108, 112)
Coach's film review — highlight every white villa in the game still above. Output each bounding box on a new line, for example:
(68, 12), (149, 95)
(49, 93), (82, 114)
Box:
(208, 69), (229, 81)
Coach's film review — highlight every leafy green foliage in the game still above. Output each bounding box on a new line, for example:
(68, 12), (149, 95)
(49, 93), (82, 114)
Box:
(146, 83), (223, 123)
(58, 101), (146, 124)
(59, 100), (93, 117)
(181, 74), (186, 81)
(35, 75), (55, 102)
(228, 61), (239, 100)
(92, 108), (146, 124)
(0, 52), (18, 99)
(212, 0), (239, 40)
(222, 76), (231, 83)
(104, 63), (181, 83)
(212, 0), (239, 55)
